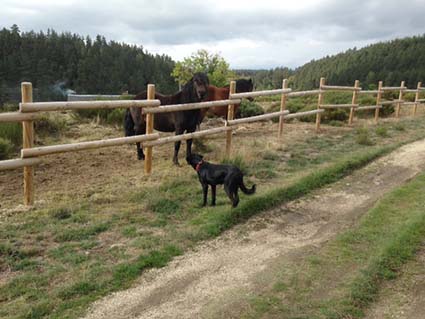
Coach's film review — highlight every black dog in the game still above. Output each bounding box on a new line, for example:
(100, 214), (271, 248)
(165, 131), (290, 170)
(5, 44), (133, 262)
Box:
(187, 154), (256, 207)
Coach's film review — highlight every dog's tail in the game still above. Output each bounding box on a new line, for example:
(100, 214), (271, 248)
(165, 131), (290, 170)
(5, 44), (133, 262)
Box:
(240, 180), (256, 195)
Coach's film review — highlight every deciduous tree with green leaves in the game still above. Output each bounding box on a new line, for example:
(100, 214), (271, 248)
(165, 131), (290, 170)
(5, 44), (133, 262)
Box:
(171, 49), (235, 87)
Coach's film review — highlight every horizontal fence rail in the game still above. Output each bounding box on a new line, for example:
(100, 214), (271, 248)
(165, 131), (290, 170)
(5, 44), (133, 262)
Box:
(287, 89), (321, 97)
(20, 99), (161, 112)
(142, 99), (241, 114)
(230, 88), (292, 99)
(0, 158), (42, 171)
(227, 110), (290, 126)
(21, 133), (161, 158)
(143, 127), (233, 147)
(381, 86), (407, 91)
(284, 109), (325, 119)
(356, 105), (383, 111)
(321, 85), (362, 91)
(0, 112), (42, 123)
(320, 104), (359, 109)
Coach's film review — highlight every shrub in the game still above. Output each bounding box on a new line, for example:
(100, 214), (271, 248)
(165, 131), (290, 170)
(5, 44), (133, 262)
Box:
(0, 137), (13, 160)
(35, 115), (67, 137)
(356, 127), (374, 145)
(376, 126), (389, 137)
(239, 100), (264, 118)
(72, 96), (131, 126)
(0, 123), (22, 145)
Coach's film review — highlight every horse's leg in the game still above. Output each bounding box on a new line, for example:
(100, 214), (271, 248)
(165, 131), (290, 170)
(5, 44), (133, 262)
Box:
(136, 121), (146, 160)
(185, 125), (197, 159)
(173, 126), (185, 165)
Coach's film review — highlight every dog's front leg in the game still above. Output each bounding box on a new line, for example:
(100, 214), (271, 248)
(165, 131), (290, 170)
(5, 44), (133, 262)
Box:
(202, 183), (208, 207)
(211, 185), (216, 206)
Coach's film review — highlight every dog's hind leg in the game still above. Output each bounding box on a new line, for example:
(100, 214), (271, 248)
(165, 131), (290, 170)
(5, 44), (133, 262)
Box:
(233, 188), (240, 207)
(202, 183), (208, 207)
(211, 185), (216, 206)
(224, 183), (236, 207)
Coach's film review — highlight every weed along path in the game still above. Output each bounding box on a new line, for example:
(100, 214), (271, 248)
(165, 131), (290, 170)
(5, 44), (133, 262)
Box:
(82, 138), (425, 319)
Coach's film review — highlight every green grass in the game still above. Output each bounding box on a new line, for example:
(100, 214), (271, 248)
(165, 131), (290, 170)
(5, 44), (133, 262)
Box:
(239, 172), (425, 319)
(2, 115), (425, 318)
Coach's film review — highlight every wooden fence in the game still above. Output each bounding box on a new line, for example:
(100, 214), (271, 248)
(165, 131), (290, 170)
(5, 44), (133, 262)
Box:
(0, 78), (423, 206)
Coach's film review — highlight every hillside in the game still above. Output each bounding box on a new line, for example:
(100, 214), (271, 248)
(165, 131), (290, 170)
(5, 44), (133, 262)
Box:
(0, 25), (177, 106)
(236, 35), (425, 90)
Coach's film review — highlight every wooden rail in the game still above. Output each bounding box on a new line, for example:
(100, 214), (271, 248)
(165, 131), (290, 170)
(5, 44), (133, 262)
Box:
(230, 88), (291, 99)
(0, 158), (42, 171)
(284, 109), (324, 119)
(320, 104), (359, 109)
(227, 110), (289, 126)
(321, 85), (361, 91)
(21, 133), (160, 158)
(0, 112), (41, 123)
(357, 105), (383, 111)
(142, 99), (240, 114)
(144, 126), (233, 147)
(20, 99), (160, 112)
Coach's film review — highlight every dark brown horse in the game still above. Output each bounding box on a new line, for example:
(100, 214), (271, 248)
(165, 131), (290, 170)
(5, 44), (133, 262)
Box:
(124, 73), (209, 165)
(201, 79), (253, 120)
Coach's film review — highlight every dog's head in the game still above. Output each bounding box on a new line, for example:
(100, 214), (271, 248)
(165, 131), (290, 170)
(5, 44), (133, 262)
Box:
(186, 153), (204, 169)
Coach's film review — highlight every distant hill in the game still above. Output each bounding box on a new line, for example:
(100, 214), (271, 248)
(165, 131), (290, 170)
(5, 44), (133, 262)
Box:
(236, 35), (425, 90)
(0, 25), (177, 106)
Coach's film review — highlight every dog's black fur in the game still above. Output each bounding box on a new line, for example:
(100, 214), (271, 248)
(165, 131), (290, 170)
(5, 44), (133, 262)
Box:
(186, 153), (256, 207)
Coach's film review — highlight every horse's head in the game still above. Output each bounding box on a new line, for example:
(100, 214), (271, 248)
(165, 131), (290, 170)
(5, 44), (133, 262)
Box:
(191, 72), (209, 101)
(236, 78), (254, 101)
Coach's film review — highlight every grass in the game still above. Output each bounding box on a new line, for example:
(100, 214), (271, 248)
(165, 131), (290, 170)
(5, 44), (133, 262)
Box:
(238, 172), (425, 319)
(2, 114), (425, 318)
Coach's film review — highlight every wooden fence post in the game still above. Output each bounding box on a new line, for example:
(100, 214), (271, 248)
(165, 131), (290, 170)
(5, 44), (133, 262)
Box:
(144, 84), (155, 174)
(316, 77), (325, 132)
(21, 82), (34, 206)
(348, 80), (360, 125)
(374, 81), (383, 124)
(278, 79), (288, 139)
(413, 82), (422, 116)
(225, 81), (236, 157)
(395, 81), (405, 118)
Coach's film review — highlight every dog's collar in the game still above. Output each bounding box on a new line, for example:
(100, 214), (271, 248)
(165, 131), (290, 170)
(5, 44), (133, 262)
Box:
(195, 160), (204, 172)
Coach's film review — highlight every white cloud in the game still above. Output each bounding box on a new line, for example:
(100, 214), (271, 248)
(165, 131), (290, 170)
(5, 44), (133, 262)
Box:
(0, 0), (424, 68)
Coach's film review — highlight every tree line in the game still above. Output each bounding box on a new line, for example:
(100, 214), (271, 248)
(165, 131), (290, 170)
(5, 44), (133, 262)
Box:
(1, 24), (424, 107)
(236, 35), (425, 90)
(0, 25), (177, 106)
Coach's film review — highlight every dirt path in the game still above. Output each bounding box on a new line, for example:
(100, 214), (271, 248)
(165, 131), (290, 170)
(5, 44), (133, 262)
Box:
(80, 139), (425, 319)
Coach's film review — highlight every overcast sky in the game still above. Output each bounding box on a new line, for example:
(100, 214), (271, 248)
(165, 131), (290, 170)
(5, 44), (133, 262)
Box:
(1, 0), (424, 69)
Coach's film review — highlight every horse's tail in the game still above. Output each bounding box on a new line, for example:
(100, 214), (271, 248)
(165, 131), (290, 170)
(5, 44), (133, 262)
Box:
(239, 179), (256, 195)
(124, 109), (135, 137)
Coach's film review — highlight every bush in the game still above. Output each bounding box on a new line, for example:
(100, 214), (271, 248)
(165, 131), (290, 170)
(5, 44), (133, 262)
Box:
(35, 115), (67, 137)
(239, 100), (264, 118)
(72, 96), (131, 126)
(0, 137), (13, 160)
(0, 123), (22, 145)
(376, 126), (389, 137)
(356, 127), (374, 146)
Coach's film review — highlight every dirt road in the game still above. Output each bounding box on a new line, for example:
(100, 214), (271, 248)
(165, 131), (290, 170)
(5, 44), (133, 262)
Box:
(81, 139), (425, 319)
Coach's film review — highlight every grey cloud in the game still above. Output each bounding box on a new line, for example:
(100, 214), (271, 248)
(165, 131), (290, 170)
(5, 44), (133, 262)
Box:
(1, 0), (424, 68)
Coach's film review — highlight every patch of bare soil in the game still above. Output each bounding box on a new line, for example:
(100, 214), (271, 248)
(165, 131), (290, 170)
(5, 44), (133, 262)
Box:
(364, 244), (425, 319)
(81, 139), (425, 319)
